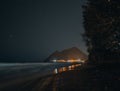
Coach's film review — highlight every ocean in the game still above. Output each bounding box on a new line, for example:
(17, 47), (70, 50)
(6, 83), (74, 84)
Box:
(0, 63), (72, 82)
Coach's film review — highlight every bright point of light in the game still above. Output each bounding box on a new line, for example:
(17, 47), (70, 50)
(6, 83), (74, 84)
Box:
(68, 66), (72, 70)
(54, 69), (58, 74)
(53, 59), (57, 62)
(67, 58), (85, 63)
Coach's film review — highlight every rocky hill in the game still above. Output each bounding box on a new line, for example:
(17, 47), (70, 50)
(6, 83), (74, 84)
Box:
(44, 47), (87, 62)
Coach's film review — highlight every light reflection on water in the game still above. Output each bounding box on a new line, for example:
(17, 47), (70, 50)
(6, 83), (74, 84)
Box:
(53, 64), (81, 91)
(54, 64), (81, 74)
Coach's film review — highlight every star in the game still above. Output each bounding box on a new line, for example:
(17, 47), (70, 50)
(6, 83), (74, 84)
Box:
(9, 34), (13, 38)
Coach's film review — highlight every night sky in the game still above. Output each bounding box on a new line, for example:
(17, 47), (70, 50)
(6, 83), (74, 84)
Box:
(0, 0), (87, 61)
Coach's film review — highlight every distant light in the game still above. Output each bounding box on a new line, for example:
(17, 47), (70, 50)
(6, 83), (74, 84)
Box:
(67, 58), (85, 63)
(54, 69), (58, 74)
(68, 66), (72, 70)
(108, 0), (110, 2)
(53, 59), (57, 62)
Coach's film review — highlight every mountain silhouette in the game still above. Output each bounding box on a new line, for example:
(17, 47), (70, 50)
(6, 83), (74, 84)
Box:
(44, 47), (87, 62)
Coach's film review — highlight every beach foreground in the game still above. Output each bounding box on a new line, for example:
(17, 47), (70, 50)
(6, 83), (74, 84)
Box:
(45, 63), (120, 91)
(0, 63), (120, 91)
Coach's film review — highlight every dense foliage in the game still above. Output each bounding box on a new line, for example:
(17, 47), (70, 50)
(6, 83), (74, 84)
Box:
(83, 0), (120, 62)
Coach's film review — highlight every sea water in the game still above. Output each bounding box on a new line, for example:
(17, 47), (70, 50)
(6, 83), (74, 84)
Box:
(0, 63), (72, 81)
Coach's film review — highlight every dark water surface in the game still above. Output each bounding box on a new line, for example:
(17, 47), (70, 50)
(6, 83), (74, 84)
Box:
(0, 63), (75, 90)
(0, 63), (73, 81)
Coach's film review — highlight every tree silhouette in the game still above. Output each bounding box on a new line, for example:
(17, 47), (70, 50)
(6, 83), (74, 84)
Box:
(83, 0), (120, 63)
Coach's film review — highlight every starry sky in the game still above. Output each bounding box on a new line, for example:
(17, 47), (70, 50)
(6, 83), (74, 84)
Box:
(0, 0), (87, 62)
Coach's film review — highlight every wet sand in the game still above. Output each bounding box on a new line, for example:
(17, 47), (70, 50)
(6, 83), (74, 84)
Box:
(0, 73), (52, 91)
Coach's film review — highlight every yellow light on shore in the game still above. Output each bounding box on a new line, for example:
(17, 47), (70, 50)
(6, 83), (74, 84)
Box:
(54, 69), (58, 74)
(52, 58), (85, 63)
(54, 63), (81, 74)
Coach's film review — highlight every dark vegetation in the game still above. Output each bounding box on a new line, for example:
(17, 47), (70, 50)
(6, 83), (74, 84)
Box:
(83, 0), (120, 63)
